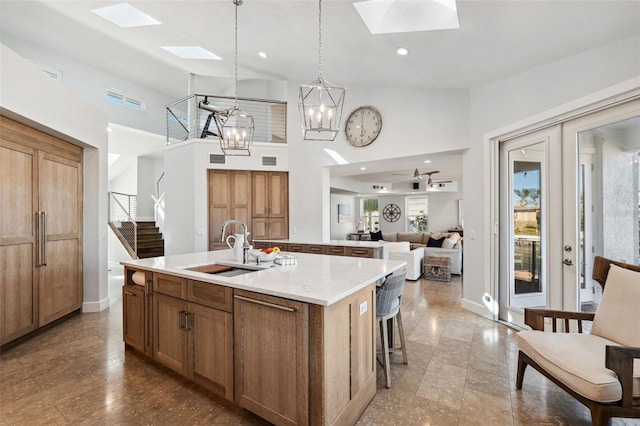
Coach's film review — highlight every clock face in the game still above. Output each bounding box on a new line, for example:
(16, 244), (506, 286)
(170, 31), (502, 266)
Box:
(344, 106), (382, 147)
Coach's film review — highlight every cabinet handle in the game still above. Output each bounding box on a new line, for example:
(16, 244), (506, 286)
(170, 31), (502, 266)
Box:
(179, 310), (186, 329)
(145, 280), (152, 295)
(185, 312), (192, 331)
(124, 290), (136, 296)
(234, 295), (296, 312)
(35, 211), (41, 267)
(41, 211), (47, 266)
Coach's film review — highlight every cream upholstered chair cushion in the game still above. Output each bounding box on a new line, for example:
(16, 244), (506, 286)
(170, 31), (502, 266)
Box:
(590, 264), (640, 347)
(516, 332), (640, 403)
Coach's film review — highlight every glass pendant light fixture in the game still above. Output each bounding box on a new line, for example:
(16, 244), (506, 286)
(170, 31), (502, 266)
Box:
(298, 0), (345, 141)
(216, 0), (254, 156)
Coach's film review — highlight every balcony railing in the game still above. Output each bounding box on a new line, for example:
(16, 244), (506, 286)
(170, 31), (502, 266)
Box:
(166, 94), (287, 146)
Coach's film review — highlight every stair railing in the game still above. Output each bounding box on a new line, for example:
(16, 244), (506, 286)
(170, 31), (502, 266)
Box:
(152, 192), (165, 235)
(108, 191), (138, 256)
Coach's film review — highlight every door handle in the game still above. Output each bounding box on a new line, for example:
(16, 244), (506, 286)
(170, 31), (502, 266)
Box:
(124, 290), (136, 296)
(563, 259), (573, 266)
(35, 211), (41, 267)
(40, 211), (47, 266)
(179, 310), (186, 329)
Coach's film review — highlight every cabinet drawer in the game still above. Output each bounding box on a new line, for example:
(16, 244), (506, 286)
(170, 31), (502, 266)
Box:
(153, 273), (187, 298)
(288, 244), (305, 252)
(347, 247), (374, 258)
(326, 246), (346, 256)
(304, 245), (326, 255)
(188, 280), (233, 313)
(253, 241), (270, 250)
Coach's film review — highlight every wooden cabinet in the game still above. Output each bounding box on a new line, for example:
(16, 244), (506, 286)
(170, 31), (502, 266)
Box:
(0, 117), (82, 346)
(152, 276), (234, 400)
(234, 289), (309, 425)
(122, 284), (145, 353)
(251, 171), (288, 240)
(250, 240), (384, 259)
(208, 170), (252, 250)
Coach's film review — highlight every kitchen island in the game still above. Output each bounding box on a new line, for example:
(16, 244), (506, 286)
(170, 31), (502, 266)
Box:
(121, 250), (406, 426)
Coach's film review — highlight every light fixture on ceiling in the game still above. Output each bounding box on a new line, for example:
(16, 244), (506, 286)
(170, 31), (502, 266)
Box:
(215, 0), (254, 156)
(298, 0), (346, 141)
(423, 160), (431, 163)
(258, 51), (268, 59)
(396, 47), (410, 56)
(360, 167), (367, 170)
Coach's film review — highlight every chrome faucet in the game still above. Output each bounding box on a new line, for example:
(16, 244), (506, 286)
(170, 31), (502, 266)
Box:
(221, 220), (250, 264)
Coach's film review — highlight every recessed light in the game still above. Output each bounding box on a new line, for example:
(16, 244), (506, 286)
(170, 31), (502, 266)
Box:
(258, 51), (268, 59)
(423, 160), (431, 163)
(396, 47), (410, 56)
(360, 167), (367, 170)
(92, 3), (160, 28)
(106, 127), (113, 133)
(161, 46), (221, 60)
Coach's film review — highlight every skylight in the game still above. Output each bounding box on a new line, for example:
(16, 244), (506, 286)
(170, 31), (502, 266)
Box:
(353, 0), (459, 35)
(161, 46), (222, 60)
(91, 3), (160, 28)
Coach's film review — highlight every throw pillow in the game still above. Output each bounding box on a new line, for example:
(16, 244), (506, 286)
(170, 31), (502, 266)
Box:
(441, 238), (456, 249)
(370, 230), (383, 241)
(427, 236), (446, 247)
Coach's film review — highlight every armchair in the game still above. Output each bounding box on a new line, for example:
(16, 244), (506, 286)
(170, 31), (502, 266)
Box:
(515, 256), (640, 426)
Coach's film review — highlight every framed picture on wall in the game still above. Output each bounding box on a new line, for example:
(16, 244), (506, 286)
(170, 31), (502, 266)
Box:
(338, 204), (351, 223)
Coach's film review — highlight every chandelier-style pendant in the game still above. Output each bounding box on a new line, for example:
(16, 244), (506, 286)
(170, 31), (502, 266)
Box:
(298, 0), (346, 141)
(298, 77), (345, 141)
(215, 105), (254, 156)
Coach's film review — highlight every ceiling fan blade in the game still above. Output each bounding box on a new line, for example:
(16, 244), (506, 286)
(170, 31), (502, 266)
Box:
(434, 180), (452, 184)
(421, 170), (440, 176)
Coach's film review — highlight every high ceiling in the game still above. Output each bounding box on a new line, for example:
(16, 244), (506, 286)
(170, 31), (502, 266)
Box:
(2, 1), (639, 99)
(2, 1), (638, 189)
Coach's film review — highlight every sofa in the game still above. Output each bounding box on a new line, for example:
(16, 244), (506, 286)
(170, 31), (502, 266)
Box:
(380, 231), (463, 275)
(385, 241), (424, 280)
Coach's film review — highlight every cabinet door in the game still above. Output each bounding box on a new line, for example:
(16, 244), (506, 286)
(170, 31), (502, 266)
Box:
(153, 293), (188, 375)
(234, 290), (309, 426)
(251, 218), (268, 240)
(38, 151), (82, 326)
(188, 302), (234, 400)
(252, 172), (269, 217)
(267, 218), (288, 239)
(0, 141), (38, 345)
(208, 170), (231, 248)
(268, 172), (288, 218)
(122, 284), (145, 352)
(231, 171), (252, 234)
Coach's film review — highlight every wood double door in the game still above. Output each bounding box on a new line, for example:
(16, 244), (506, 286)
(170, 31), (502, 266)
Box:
(208, 170), (288, 250)
(0, 117), (83, 346)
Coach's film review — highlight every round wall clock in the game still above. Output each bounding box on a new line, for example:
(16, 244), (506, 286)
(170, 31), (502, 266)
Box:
(382, 203), (401, 222)
(344, 106), (382, 147)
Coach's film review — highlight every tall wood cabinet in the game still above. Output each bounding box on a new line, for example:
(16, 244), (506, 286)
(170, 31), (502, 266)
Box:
(0, 117), (83, 346)
(251, 171), (288, 240)
(208, 170), (288, 250)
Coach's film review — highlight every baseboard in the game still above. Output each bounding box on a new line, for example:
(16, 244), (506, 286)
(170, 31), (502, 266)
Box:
(461, 297), (493, 320)
(82, 297), (110, 313)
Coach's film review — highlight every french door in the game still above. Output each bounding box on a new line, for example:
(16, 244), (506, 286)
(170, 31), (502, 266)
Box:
(498, 99), (639, 328)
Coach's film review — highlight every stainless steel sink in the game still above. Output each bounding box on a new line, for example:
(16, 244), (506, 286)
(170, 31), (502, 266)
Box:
(185, 263), (260, 276)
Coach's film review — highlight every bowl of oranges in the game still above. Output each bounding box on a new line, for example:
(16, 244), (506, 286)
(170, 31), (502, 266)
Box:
(249, 246), (280, 262)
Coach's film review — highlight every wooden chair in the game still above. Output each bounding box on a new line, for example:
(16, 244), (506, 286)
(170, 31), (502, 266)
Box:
(516, 256), (640, 426)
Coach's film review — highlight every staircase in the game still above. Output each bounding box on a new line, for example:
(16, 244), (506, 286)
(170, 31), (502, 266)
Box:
(136, 221), (165, 258)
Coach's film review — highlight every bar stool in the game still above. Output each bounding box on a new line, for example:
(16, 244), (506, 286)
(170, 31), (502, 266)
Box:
(376, 271), (408, 388)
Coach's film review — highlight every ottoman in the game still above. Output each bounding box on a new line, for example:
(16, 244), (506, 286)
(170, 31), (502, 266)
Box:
(424, 256), (451, 282)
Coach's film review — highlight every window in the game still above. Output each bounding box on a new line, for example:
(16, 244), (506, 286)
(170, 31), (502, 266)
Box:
(360, 197), (379, 232)
(105, 89), (145, 111)
(406, 196), (428, 232)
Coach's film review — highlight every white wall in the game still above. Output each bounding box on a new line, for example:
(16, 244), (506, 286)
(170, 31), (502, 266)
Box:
(464, 35), (640, 317)
(1, 43), (110, 312)
(2, 34), (176, 136)
(287, 83), (470, 242)
(137, 157), (156, 221)
(108, 161), (137, 194)
(330, 194), (357, 240)
(427, 191), (463, 233)
(164, 141), (290, 255)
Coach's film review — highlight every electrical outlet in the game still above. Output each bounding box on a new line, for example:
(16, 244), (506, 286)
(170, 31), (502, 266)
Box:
(359, 301), (367, 315)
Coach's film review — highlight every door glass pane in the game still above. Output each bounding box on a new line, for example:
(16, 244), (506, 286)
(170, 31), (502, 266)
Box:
(577, 116), (640, 313)
(509, 143), (545, 309)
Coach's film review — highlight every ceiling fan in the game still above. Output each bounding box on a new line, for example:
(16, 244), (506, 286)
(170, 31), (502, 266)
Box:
(392, 169), (452, 186)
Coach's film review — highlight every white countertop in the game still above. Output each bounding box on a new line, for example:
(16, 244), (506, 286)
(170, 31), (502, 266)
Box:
(122, 250), (406, 306)
(253, 239), (386, 248)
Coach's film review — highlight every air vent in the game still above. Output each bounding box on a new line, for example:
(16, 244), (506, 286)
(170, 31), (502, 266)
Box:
(262, 156), (277, 166)
(209, 154), (226, 164)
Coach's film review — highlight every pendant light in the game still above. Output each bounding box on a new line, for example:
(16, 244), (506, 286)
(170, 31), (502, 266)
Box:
(216, 0), (254, 156)
(298, 0), (345, 141)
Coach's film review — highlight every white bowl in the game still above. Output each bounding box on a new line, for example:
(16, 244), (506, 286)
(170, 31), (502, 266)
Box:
(249, 249), (276, 262)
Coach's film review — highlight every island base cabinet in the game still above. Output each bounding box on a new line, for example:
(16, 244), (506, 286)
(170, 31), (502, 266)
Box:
(122, 284), (145, 353)
(152, 293), (234, 400)
(234, 290), (309, 426)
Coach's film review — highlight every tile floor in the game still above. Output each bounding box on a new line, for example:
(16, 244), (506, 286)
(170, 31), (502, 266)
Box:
(1, 266), (636, 425)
